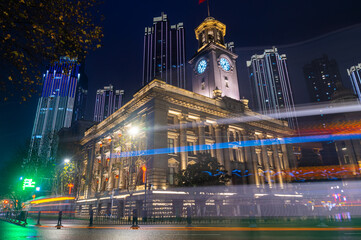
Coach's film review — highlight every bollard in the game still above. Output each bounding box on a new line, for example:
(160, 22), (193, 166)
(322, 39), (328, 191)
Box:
(186, 206), (192, 227)
(24, 211), (28, 226)
(56, 211), (63, 229)
(130, 209), (139, 229)
(35, 211), (41, 226)
(89, 210), (94, 227)
(142, 210), (147, 223)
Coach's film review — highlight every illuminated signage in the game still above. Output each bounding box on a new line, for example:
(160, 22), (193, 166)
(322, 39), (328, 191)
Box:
(22, 179), (35, 190)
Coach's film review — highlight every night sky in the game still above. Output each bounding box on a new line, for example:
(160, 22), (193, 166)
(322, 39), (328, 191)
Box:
(2, 0), (361, 177)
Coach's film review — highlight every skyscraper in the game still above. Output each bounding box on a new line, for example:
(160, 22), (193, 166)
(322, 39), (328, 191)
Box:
(29, 57), (80, 159)
(72, 63), (88, 122)
(142, 12), (186, 88)
(247, 47), (297, 129)
(303, 55), (343, 102)
(347, 63), (361, 102)
(93, 85), (124, 122)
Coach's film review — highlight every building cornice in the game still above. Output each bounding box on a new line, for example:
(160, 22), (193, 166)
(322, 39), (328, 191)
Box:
(81, 80), (293, 146)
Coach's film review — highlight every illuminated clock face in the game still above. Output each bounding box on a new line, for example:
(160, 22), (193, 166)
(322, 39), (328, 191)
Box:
(220, 58), (231, 71)
(197, 59), (207, 74)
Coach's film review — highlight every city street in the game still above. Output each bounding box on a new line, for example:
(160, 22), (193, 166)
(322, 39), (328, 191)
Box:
(2, 221), (361, 240)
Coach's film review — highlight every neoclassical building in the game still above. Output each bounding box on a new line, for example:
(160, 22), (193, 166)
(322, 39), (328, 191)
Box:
(78, 80), (295, 199)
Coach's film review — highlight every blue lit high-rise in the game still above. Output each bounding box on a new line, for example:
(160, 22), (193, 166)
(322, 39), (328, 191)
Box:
(29, 57), (80, 159)
(142, 12), (186, 88)
(247, 47), (298, 130)
(347, 63), (361, 102)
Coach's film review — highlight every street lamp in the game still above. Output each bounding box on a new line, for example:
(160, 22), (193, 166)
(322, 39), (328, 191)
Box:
(128, 126), (139, 136)
(64, 158), (70, 164)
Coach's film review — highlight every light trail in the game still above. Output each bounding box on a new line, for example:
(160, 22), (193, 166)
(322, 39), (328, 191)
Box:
(150, 100), (361, 132)
(111, 132), (361, 158)
(30, 196), (75, 204)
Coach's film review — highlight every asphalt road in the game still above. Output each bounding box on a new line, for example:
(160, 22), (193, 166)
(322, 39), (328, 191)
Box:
(2, 221), (361, 240)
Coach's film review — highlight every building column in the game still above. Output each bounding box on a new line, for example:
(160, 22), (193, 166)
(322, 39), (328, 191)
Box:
(221, 125), (232, 174)
(272, 144), (284, 189)
(107, 136), (114, 191)
(214, 125), (225, 166)
(280, 143), (291, 182)
(179, 114), (188, 170)
(260, 134), (272, 188)
(255, 148), (264, 188)
(267, 151), (274, 185)
(242, 130), (259, 186)
(86, 144), (95, 198)
(198, 118), (206, 153)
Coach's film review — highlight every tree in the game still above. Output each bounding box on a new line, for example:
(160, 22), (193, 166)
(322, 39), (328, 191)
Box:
(175, 153), (230, 187)
(0, 0), (103, 101)
(58, 161), (75, 195)
(298, 149), (323, 167)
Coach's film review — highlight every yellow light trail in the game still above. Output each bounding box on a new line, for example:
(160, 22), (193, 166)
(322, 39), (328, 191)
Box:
(30, 196), (75, 204)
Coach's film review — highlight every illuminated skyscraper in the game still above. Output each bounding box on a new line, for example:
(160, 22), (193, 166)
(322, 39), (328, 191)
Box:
(303, 55), (343, 102)
(29, 57), (80, 159)
(347, 63), (361, 102)
(72, 63), (88, 122)
(142, 12), (186, 88)
(247, 47), (297, 129)
(93, 85), (124, 122)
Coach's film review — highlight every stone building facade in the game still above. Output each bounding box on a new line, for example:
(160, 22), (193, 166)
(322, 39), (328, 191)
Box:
(78, 80), (295, 200)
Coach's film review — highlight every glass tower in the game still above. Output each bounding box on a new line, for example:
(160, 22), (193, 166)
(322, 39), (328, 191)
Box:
(247, 47), (297, 129)
(29, 57), (80, 159)
(93, 84), (124, 122)
(347, 63), (361, 102)
(142, 12), (186, 88)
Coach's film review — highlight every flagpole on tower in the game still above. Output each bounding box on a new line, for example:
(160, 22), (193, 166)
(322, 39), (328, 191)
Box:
(207, 0), (210, 17)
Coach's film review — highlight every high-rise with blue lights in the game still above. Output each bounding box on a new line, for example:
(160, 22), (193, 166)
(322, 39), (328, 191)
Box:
(29, 57), (80, 159)
(347, 63), (361, 102)
(72, 63), (88, 122)
(142, 12), (186, 88)
(303, 55), (343, 102)
(93, 84), (124, 122)
(247, 47), (297, 129)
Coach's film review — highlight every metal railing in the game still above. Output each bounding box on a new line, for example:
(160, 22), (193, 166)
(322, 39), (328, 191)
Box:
(0, 211), (28, 226)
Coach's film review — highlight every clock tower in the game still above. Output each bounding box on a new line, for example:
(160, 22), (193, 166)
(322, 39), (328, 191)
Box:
(189, 17), (240, 100)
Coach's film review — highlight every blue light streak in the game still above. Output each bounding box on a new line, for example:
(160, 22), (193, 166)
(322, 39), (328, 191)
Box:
(111, 133), (361, 159)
